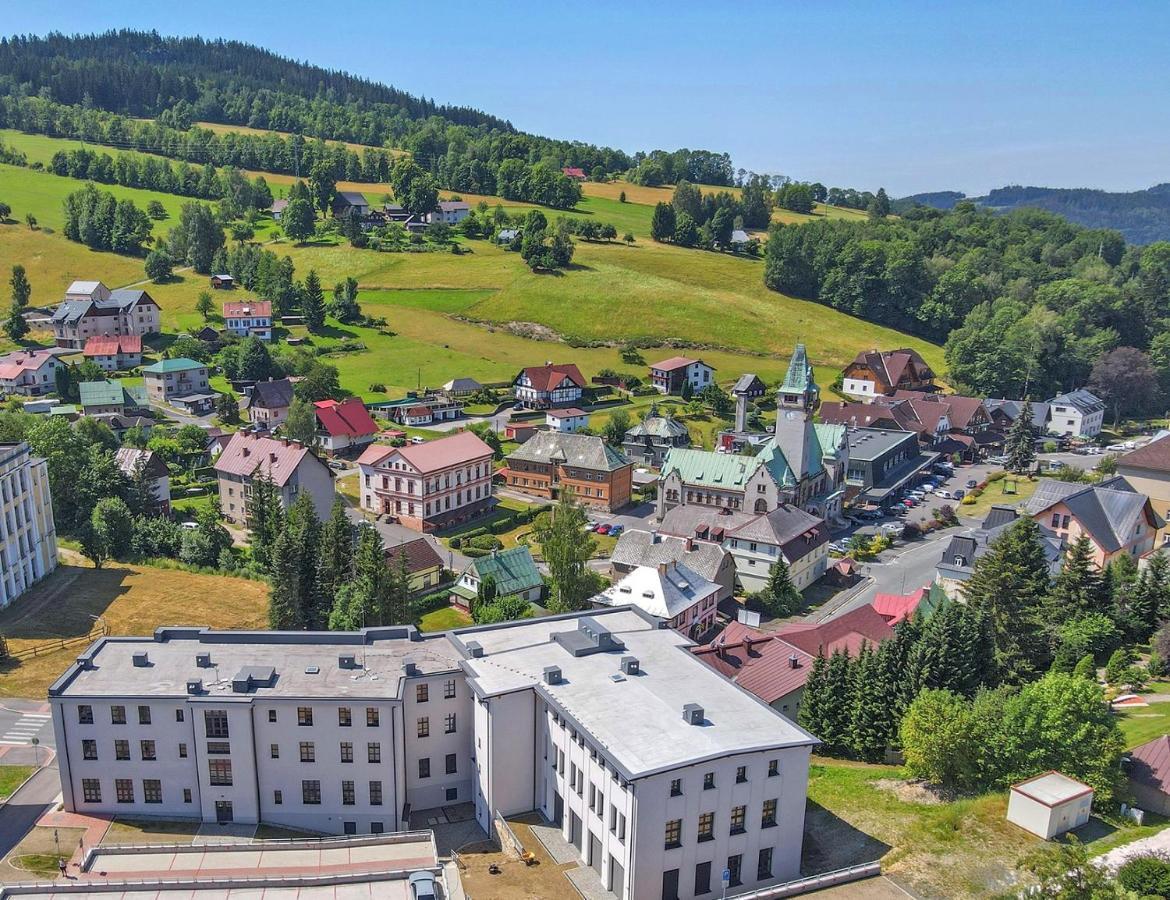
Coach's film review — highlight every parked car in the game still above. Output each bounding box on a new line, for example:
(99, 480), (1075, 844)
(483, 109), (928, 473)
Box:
(609, 524), (624, 536)
(829, 540), (850, 553)
(953, 489), (965, 500)
(987, 455), (1008, 465)
(965, 479), (979, 489)
(935, 489), (955, 500)
(596, 524), (611, 535)
(902, 498), (917, 508)
(584, 522), (598, 532)
(1106, 443), (1126, 452)
(859, 509), (884, 520)
(908, 490), (926, 501)
(410, 436), (426, 445)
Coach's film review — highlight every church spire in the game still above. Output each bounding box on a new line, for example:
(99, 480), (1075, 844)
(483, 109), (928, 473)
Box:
(778, 343), (818, 414)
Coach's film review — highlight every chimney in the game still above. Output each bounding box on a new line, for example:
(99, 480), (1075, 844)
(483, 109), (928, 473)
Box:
(282, 438), (290, 447)
(620, 656), (640, 675)
(657, 561), (669, 576)
(682, 703), (704, 725)
(685, 537), (694, 552)
(132, 651), (150, 667)
(788, 654), (800, 669)
(651, 531), (660, 544)
(269, 452), (278, 463)
(242, 447), (250, 458)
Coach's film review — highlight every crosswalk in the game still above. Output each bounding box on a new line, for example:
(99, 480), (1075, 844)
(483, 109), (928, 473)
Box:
(1, 711), (50, 744)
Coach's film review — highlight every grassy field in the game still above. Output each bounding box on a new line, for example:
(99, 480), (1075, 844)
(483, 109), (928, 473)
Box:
(417, 606), (472, 633)
(1118, 701), (1170, 748)
(0, 556), (269, 698)
(0, 765), (35, 801)
(958, 475), (1040, 520)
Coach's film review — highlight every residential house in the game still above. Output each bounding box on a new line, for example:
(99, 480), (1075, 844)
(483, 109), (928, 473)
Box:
(621, 405), (691, 467)
(428, 201), (470, 225)
(648, 356), (715, 395)
(269, 199), (288, 220)
(1124, 735), (1170, 816)
(936, 505), (1063, 600)
(504, 422), (538, 442)
(1047, 389), (1106, 439)
(503, 431), (633, 512)
(171, 393), (218, 416)
(495, 228), (519, 244)
(561, 166), (587, 180)
(92, 413), (154, 442)
(82, 335), (143, 372)
(357, 430), (495, 532)
(985, 399), (1052, 435)
(819, 398), (950, 448)
(1117, 434), (1170, 546)
(451, 545), (543, 609)
(223, 300), (273, 341)
(115, 448), (170, 515)
(78, 380), (145, 417)
(841, 348), (936, 398)
(512, 363), (586, 409)
(610, 529), (736, 601)
(194, 325), (222, 345)
(0, 442), (58, 609)
(0, 349), (63, 397)
(51, 282), (161, 348)
(141, 358), (210, 406)
(723, 504), (831, 593)
(331, 191), (370, 219)
(891, 390), (996, 459)
(729, 229), (750, 248)
(371, 395), (463, 426)
(209, 274), (234, 290)
(843, 428), (938, 509)
(592, 562), (721, 640)
(385, 538), (445, 595)
(246, 377), (295, 429)
(213, 431), (334, 523)
(545, 408), (589, 433)
(1024, 477), (1158, 567)
(382, 204), (412, 223)
(442, 377), (483, 398)
(314, 398), (378, 456)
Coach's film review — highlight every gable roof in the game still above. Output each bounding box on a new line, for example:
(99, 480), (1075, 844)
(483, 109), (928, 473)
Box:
(467, 546), (543, 596)
(313, 398), (378, 438)
(385, 537), (443, 575)
(1050, 388), (1105, 415)
(1128, 735), (1170, 795)
(79, 379), (130, 407)
(892, 390), (988, 430)
(691, 621), (814, 704)
(515, 363), (586, 393)
(82, 335), (142, 357)
(334, 191), (368, 206)
(114, 447), (167, 480)
(250, 378), (295, 410)
(657, 505), (757, 543)
(610, 529), (728, 585)
(508, 431), (630, 472)
(213, 432), (324, 487)
(625, 411), (690, 441)
(223, 300), (273, 318)
(985, 399), (1051, 430)
(650, 356), (704, 372)
(732, 374), (766, 395)
(871, 588), (928, 626)
(1117, 434), (1170, 474)
(1024, 478), (1152, 553)
(595, 562), (720, 619)
(0, 349), (60, 379)
(546, 407), (588, 419)
(660, 447), (763, 489)
(66, 280), (105, 296)
(358, 430), (493, 473)
(443, 377), (483, 393)
(562, 167), (586, 178)
(776, 604), (894, 658)
(725, 505), (829, 561)
(437, 200), (469, 212)
(848, 348), (933, 387)
(142, 357), (205, 374)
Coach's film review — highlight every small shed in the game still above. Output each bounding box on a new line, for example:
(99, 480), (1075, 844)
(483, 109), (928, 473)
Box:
(210, 274), (234, 290)
(1007, 771), (1093, 839)
(1126, 734), (1170, 816)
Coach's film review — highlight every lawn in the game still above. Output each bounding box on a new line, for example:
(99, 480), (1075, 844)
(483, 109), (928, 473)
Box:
(0, 557), (269, 698)
(0, 765), (35, 800)
(957, 475), (1040, 521)
(417, 605), (472, 633)
(1117, 701), (1170, 748)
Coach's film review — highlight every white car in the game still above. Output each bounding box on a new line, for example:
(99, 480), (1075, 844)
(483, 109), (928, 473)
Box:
(935, 489), (955, 500)
(411, 436), (426, 445)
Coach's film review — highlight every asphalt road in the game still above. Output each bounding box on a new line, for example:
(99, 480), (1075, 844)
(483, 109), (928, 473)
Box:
(0, 700), (58, 860)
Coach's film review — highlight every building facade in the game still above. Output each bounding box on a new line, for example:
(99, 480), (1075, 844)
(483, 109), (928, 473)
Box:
(82, 335), (143, 372)
(648, 357), (715, 396)
(841, 348), (935, 398)
(52, 281), (161, 349)
(723, 505), (830, 594)
(358, 431), (495, 532)
(223, 301), (274, 341)
(0, 349), (63, 397)
(142, 358), (210, 405)
(512, 364), (586, 409)
(1047, 389), (1106, 439)
(213, 432), (335, 524)
(0, 442), (58, 609)
(622, 408), (691, 468)
(504, 431), (633, 512)
(247, 378), (295, 430)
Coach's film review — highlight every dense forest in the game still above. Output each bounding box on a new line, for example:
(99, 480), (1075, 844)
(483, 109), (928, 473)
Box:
(764, 203), (1170, 404)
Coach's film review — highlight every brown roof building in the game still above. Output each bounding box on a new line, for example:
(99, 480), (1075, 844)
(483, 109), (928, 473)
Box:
(512, 363), (586, 409)
(385, 537), (445, 594)
(213, 432), (334, 523)
(503, 431), (633, 512)
(842, 348), (936, 398)
(1117, 434), (1170, 545)
(1126, 735), (1170, 816)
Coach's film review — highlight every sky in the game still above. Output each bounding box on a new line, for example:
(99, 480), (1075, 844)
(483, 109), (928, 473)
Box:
(5, 1), (1169, 196)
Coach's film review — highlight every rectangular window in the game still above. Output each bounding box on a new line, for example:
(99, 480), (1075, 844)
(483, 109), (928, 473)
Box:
(78, 705), (94, 725)
(368, 742), (381, 764)
(338, 707), (352, 727)
(140, 740), (157, 761)
(670, 778), (682, 797)
(762, 798), (777, 828)
(757, 847), (773, 880)
(444, 679), (456, 699)
(82, 779), (101, 803)
(204, 710), (229, 738)
(730, 805), (746, 835)
(694, 860), (711, 895)
(370, 780), (383, 805)
(299, 742), (315, 763)
(268, 709), (277, 723)
(446, 753), (457, 775)
(137, 705), (151, 725)
(419, 757), (431, 779)
(340, 742), (353, 763)
(143, 779), (162, 804)
(183, 788), (192, 803)
(176, 709), (185, 723)
(302, 780), (321, 804)
(736, 765), (747, 784)
(209, 760), (233, 786)
(665, 818), (682, 849)
(342, 780), (355, 806)
(366, 707), (379, 727)
(444, 713), (456, 734)
(270, 743), (279, 759)
(727, 854), (742, 887)
(179, 743), (188, 759)
(416, 684), (429, 703)
(698, 812), (715, 842)
(703, 772), (715, 790)
(417, 717), (429, 738)
(206, 741), (230, 755)
(114, 739), (130, 761)
(297, 707), (313, 726)
(446, 787), (458, 802)
(768, 759), (779, 777)
(111, 705), (126, 725)
(82, 739), (97, 760)
(274, 789), (283, 805)
(619, 812), (626, 841)
(115, 778), (134, 803)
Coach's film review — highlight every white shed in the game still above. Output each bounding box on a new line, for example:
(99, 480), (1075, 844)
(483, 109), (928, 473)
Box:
(1007, 771), (1094, 839)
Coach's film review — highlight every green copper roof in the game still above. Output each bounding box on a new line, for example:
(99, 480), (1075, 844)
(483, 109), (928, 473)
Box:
(142, 357), (205, 374)
(781, 343), (815, 394)
(79, 379), (126, 407)
(469, 546), (543, 597)
(660, 448), (763, 488)
(813, 423), (847, 458)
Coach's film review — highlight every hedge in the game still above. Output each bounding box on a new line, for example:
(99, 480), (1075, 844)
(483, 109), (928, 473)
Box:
(469, 534), (502, 551)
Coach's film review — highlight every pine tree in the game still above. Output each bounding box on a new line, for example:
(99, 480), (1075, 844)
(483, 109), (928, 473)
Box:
(9, 264), (31, 307)
(819, 650), (854, 756)
(1131, 553), (1170, 635)
(4, 302), (28, 342)
(347, 523), (388, 626)
(246, 470), (285, 572)
(850, 642), (890, 762)
(757, 558), (802, 618)
(1072, 653), (1097, 679)
(885, 616), (924, 715)
(1046, 534), (1106, 623)
(302, 269), (326, 332)
(287, 492), (325, 628)
(318, 498), (354, 604)
(963, 517), (1052, 683)
(797, 653), (828, 738)
(1005, 401), (1036, 473)
(386, 546), (414, 625)
(268, 527), (306, 629)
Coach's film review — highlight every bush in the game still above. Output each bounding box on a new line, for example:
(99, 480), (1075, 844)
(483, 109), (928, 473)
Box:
(448, 537), (462, 549)
(459, 527), (489, 542)
(462, 546), (490, 558)
(1117, 855), (1170, 897)
(960, 495), (976, 505)
(469, 534), (502, 551)
(987, 470), (1007, 482)
(368, 382), (386, 392)
(490, 516), (517, 534)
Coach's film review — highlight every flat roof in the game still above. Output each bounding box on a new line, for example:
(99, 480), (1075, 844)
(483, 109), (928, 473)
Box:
(455, 609), (817, 779)
(846, 427), (919, 461)
(1012, 771), (1094, 807)
(50, 627), (463, 700)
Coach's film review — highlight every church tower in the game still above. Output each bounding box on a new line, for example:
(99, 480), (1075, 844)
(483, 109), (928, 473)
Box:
(777, 343), (818, 416)
(772, 343), (820, 486)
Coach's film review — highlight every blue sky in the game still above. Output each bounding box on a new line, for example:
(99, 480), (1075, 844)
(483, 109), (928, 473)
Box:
(6, 1), (1169, 195)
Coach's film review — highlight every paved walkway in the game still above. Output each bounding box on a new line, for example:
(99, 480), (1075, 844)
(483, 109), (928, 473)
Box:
(1095, 827), (1170, 872)
(37, 808), (111, 871)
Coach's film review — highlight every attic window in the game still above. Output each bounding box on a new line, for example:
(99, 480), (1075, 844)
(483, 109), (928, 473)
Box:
(642, 591), (655, 599)
(618, 586), (632, 594)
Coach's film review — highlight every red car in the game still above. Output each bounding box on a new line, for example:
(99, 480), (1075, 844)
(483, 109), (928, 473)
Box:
(596, 524), (612, 535)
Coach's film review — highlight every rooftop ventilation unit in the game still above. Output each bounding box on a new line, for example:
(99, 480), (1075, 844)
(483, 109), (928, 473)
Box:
(196, 653), (212, 668)
(466, 641), (484, 659)
(232, 665), (277, 693)
(186, 678), (203, 695)
(76, 656), (93, 671)
(132, 651), (150, 668)
(682, 702), (705, 726)
(788, 654), (800, 669)
(339, 654), (358, 670)
(403, 659), (418, 676)
(620, 656), (640, 676)
(610, 673), (625, 683)
(543, 665), (562, 685)
(304, 665), (320, 675)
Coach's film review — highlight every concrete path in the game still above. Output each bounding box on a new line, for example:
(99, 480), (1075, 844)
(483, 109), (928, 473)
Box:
(1095, 827), (1170, 872)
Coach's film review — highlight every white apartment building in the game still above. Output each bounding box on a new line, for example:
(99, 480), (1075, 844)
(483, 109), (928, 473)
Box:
(1047, 389), (1106, 439)
(0, 442), (58, 609)
(52, 281), (161, 349)
(50, 608), (815, 900)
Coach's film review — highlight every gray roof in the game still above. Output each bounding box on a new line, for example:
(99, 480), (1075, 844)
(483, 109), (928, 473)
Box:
(250, 377), (295, 410)
(657, 505), (756, 540)
(443, 377), (483, 393)
(938, 505), (1062, 580)
(730, 229), (750, 243)
(1049, 389), (1105, 415)
(725, 505), (829, 560)
(52, 289), (157, 324)
(611, 529), (728, 584)
(982, 505), (1021, 531)
(846, 427), (919, 461)
(508, 431), (630, 472)
(595, 562), (720, 619)
(625, 412), (689, 441)
(1024, 477), (1149, 553)
(335, 191), (368, 206)
(986, 399), (1051, 429)
(732, 373), (766, 396)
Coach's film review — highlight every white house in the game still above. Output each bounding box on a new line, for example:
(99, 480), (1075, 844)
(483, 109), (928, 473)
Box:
(1006, 772), (1093, 839)
(592, 562), (720, 640)
(115, 448), (171, 516)
(648, 357), (715, 396)
(223, 300), (274, 342)
(723, 505), (831, 593)
(1047, 389), (1106, 439)
(0, 442), (58, 609)
(0, 349), (64, 397)
(428, 201), (470, 225)
(546, 408), (590, 433)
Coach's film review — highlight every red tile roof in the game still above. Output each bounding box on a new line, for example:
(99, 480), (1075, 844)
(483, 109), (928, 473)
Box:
(213, 432), (319, 487)
(385, 537), (444, 575)
(517, 363), (586, 393)
(82, 335), (142, 357)
(776, 604), (894, 658)
(691, 621), (813, 705)
(314, 398), (378, 438)
(562, 167), (586, 179)
(1129, 735), (1170, 794)
(223, 300), (273, 318)
(871, 588), (927, 626)
(546, 407), (588, 419)
(1118, 435), (1170, 474)
(357, 430), (493, 474)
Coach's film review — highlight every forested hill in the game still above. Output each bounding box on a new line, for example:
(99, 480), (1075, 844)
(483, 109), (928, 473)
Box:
(895, 184), (1170, 245)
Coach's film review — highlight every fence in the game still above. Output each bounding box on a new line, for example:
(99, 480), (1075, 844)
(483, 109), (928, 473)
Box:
(4, 624), (108, 661)
(729, 862), (882, 898)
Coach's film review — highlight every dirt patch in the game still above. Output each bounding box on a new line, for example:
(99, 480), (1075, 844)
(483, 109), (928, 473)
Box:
(873, 778), (957, 805)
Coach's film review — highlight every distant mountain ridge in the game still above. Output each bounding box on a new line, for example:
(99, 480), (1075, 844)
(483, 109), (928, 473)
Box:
(894, 184), (1170, 244)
